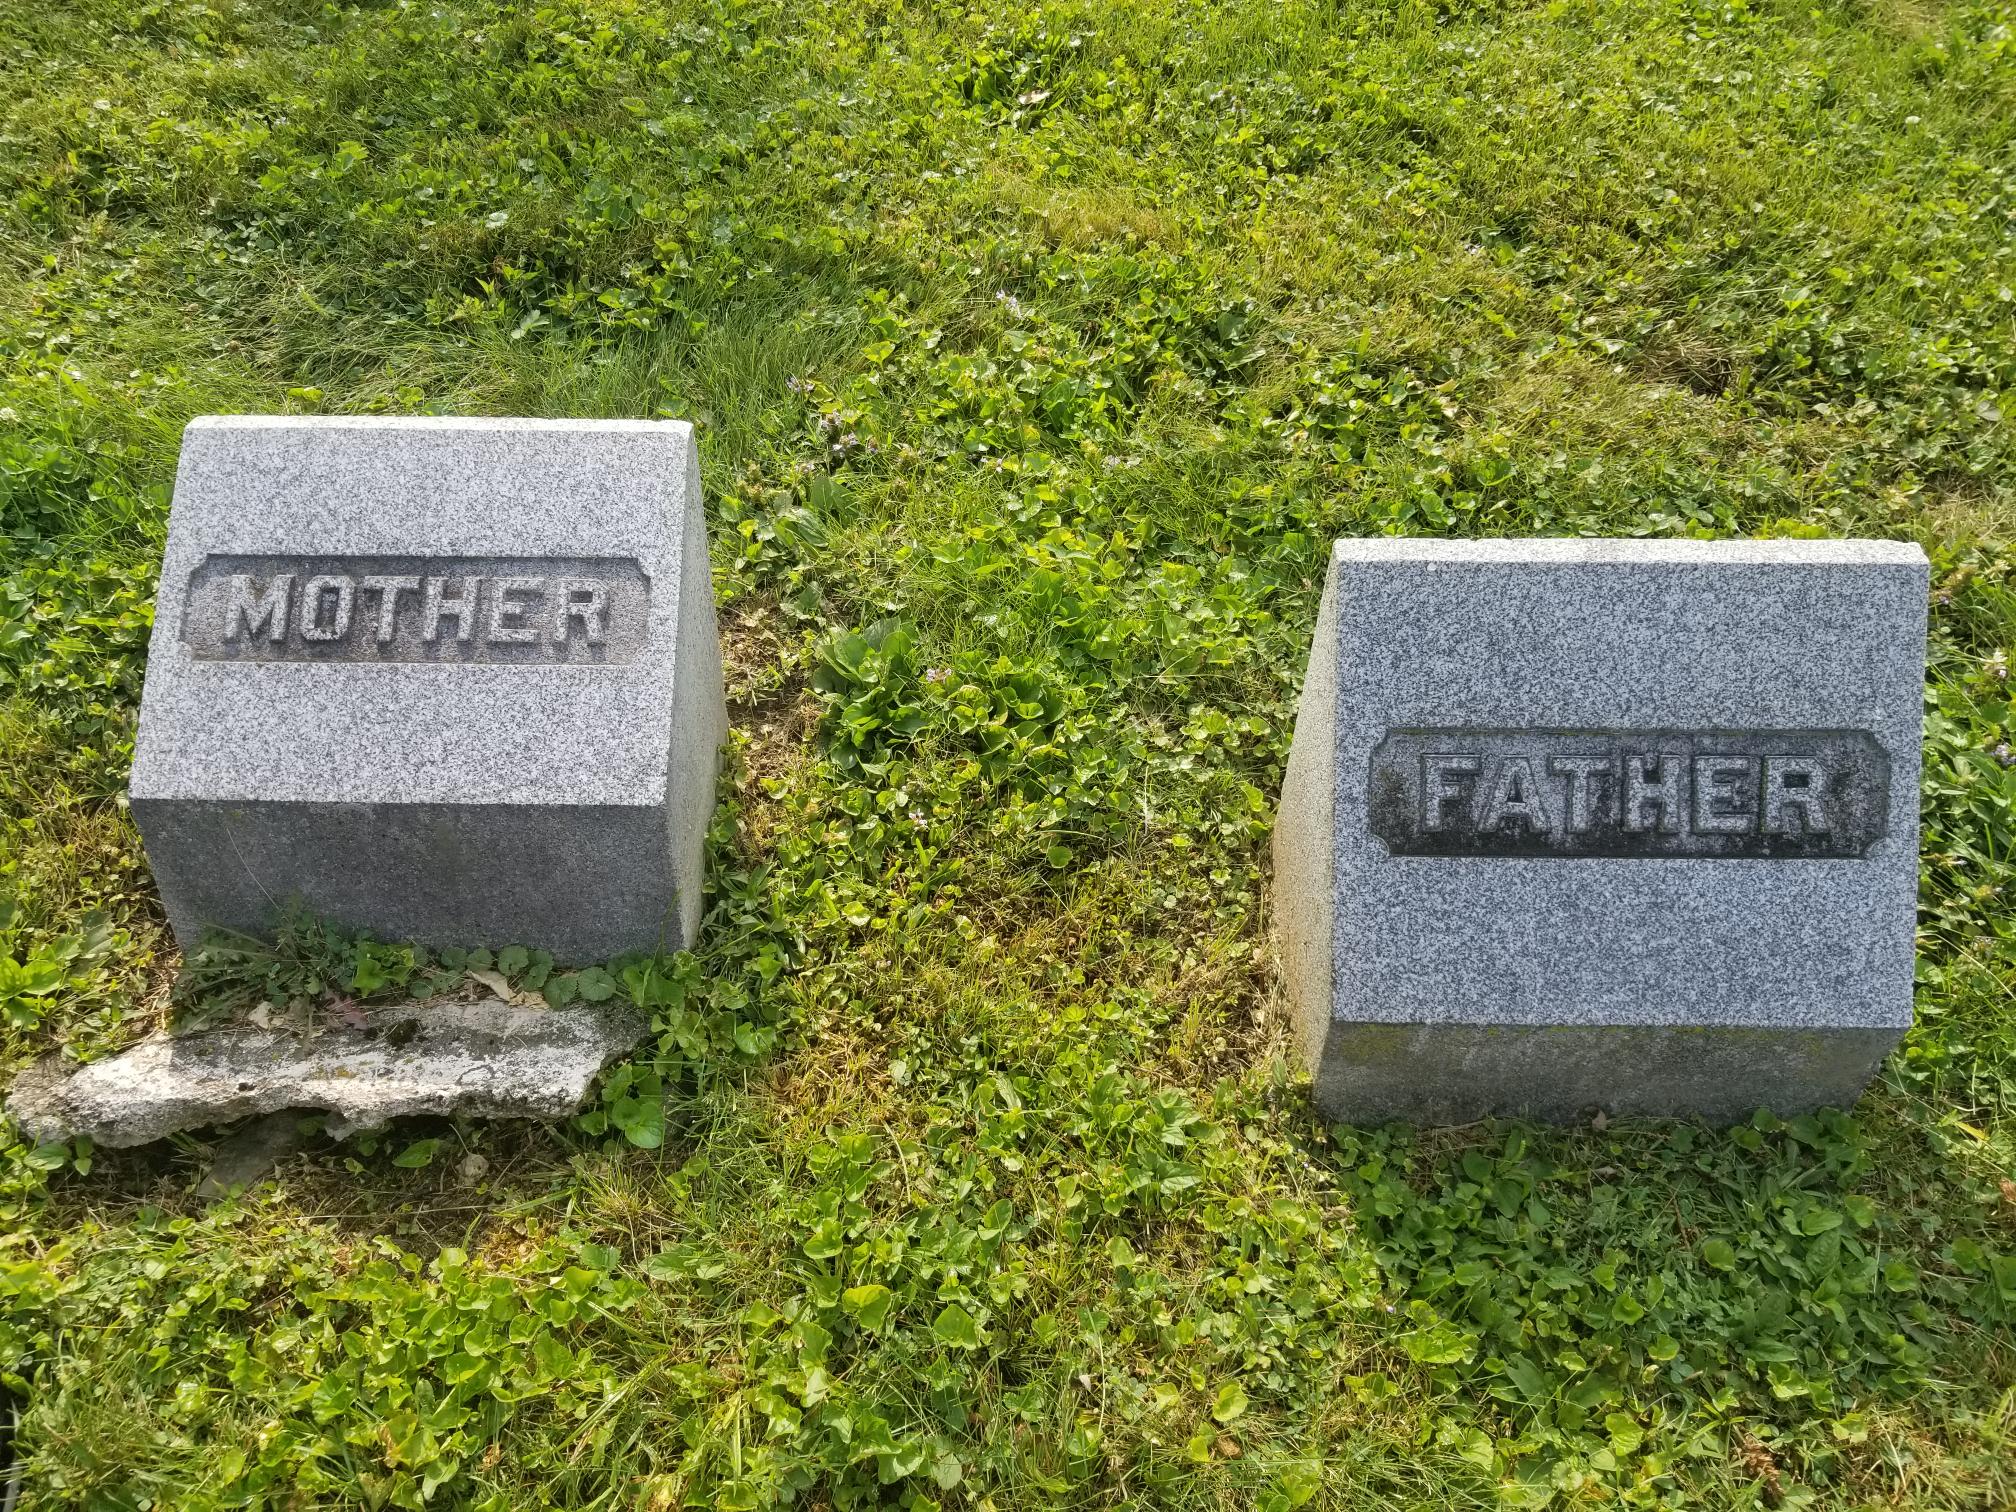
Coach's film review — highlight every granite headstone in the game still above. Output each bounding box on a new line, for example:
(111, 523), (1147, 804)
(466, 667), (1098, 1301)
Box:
(1275, 538), (1927, 1123)
(130, 416), (726, 962)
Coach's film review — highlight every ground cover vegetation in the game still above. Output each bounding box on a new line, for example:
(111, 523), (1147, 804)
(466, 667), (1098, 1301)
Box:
(1, 0), (2013, 1504)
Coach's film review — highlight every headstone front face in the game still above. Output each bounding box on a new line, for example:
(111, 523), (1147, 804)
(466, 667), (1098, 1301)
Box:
(1275, 539), (1928, 1124)
(130, 416), (726, 963)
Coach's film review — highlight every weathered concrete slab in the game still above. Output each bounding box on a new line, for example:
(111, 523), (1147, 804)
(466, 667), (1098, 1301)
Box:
(1275, 538), (1928, 1124)
(129, 416), (726, 963)
(4, 1000), (646, 1147)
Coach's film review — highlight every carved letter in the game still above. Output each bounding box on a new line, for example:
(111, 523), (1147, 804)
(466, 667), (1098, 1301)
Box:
(1421, 754), (1482, 831)
(1762, 757), (1832, 836)
(360, 575), (421, 645)
(1621, 752), (1685, 834)
(1692, 754), (1756, 834)
(297, 575), (355, 642)
(487, 577), (544, 643)
(1547, 755), (1612, 833)
(1475, 756), (1551, 835)
(223, 574), (292, 642)
(423, 576), (481, 642)
(553, 580), (609, 644)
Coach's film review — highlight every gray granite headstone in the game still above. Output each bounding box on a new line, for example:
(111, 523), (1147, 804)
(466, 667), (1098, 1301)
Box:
(1275, 538), (1928, 1124)
(130, 416), (726, 963)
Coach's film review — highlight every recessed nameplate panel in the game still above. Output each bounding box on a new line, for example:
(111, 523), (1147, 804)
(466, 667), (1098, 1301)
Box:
(1368, 728), (1889, 859)
(180, 555), (650, 664)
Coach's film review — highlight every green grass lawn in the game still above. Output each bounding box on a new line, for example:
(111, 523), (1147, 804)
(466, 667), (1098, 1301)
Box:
(3, 0), (2015, 1505)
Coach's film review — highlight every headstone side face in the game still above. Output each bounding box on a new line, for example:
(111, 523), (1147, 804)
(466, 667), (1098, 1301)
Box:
(1273, 567), (1338, 1078)
(1274, 538), (1928, 1125)
(129, 416), (727, 963)
(662, 442), (729, 948)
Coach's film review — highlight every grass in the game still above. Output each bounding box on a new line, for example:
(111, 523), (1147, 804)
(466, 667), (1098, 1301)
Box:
(1, 0), (2014, 1505)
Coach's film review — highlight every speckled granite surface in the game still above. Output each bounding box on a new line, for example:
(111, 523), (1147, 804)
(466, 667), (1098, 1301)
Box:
(130, 417), (726, 961)
(1274, 537), (1928, 1124)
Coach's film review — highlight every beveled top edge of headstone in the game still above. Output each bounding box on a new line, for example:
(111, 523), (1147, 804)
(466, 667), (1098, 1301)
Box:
(1329, 536), (1928, 567)
(161, 412), (701, 554)
(184, 414), (693, 436)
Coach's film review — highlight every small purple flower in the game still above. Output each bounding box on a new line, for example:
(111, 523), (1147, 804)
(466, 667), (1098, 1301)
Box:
(924, 666), (950, 685)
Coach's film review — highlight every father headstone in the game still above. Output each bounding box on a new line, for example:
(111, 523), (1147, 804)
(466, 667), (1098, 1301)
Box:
(1275, 539), (1927, 1123)
(130, 416), (725, 963)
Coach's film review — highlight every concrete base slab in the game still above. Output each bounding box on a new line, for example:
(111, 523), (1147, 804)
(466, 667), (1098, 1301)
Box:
(4, 1000), (646, 1148)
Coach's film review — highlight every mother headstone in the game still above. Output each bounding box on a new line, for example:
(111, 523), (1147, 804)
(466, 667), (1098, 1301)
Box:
(130, 416), (725, 963)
